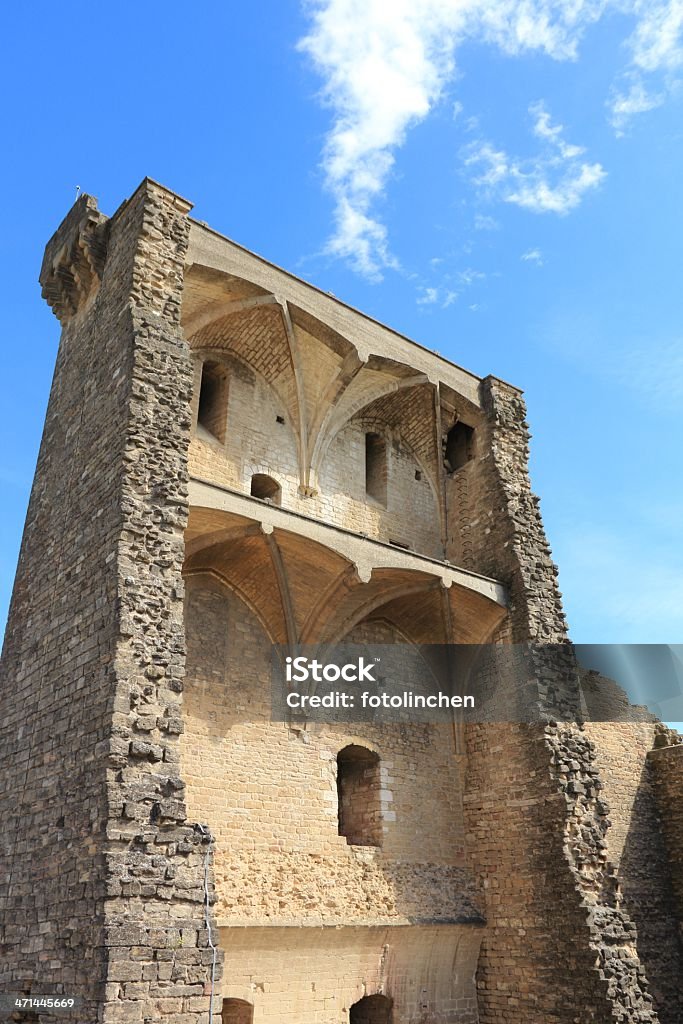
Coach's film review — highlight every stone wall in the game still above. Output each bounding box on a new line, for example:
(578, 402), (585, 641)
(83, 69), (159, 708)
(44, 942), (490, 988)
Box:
(446, 377), (567, 642)
(188, 352), (442, 558)
(587, 722), (683, 1022)
(3, 179), (680, 1024)
(0, 181), (223, 1023)
(216, 924), (482, 1024)
(0, 194), (116, 1018)
(458, 378), (660, 1022)
(180, 575), (480, 928)
(649, 743), (683, 949)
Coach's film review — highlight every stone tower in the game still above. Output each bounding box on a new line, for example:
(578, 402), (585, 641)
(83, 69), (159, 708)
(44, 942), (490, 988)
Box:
(1, 179), (681, 1023)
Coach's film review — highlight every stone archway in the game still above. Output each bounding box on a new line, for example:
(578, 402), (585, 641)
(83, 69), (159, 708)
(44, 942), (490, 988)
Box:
(350, 994), (393, 1024)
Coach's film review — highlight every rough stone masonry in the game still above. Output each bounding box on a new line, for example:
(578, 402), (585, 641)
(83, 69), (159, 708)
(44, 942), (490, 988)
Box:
(0, 178), (681, 1023)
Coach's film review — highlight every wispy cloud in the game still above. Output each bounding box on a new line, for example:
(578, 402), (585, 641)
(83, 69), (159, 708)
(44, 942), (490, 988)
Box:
(609, 0), (683, 131)
(300, 0), (682, 277)
(609, 81), (665, 132)
(464, 102), (606, 214)
(521, 247), (544, 265)
(299, 0), (612, 278)
(458, 267), (486, 284)
(417, 286), (440, 305)
(416, 285), (460, 308)
(474, 213), (500, 230)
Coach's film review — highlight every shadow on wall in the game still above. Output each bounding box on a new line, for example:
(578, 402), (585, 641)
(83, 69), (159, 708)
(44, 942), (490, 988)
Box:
(617, 755), (683, 1024)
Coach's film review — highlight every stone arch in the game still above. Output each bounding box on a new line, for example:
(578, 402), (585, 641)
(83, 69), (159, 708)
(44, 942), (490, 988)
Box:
(250, 472), (282, 504)
(221, 998), (253, 1024)
(184, 568), (280, 648)
(350, 994), (393, 1024)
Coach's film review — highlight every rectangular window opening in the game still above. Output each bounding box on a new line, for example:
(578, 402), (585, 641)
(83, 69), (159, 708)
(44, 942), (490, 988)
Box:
(197, 361), (228, 444)
(444, 421), (474, 473)
(365, 432), (387, 505)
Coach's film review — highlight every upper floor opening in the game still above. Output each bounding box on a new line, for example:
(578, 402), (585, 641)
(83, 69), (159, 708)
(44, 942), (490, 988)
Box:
(197, 360), (229, 443)
(444, 421), (475, 473)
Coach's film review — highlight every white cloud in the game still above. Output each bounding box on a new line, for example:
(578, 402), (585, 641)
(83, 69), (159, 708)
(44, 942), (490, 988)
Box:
(464, 102), (606, 214)
(416, 285), (461, 307)
(521, 247), (544, 264)
(417, 286), (440, 304)
(506, 160), (606, 213)
(299, 0), (612, 277)
(474, 213), (500, 230)
(300, 0), (680, 276)
(458, 267), (486, 284)
(629, 0), (683, 73)
(608, 0), (683, 129)
(609, 80), (665, 132)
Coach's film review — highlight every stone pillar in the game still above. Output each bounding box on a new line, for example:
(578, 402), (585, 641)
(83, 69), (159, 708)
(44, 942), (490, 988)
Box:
(0, 179), (222, 1022)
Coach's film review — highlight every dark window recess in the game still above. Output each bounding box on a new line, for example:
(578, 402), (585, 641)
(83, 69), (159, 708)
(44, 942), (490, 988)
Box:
(444, 421), (474, 473)
(365, 432), (387, 505)
(415, 469), (422, 481)
(276, 415), (285, 424)
(337, 744), (382, 847)
(350, 994), (394, 1024)
(221, 999), (253, 1024)
(197, 361), (228, 443)
(250, 474), (282, 505)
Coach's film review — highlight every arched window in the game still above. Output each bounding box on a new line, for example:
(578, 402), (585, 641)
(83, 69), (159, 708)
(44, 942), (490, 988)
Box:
(337, 744), (382, 847)
(350, 994), (393, 1024)
(444, 421), (474, 473)
(221, 998), (253, 1024)
(250, 473), (281, 505)
(197, 360), (229, 443)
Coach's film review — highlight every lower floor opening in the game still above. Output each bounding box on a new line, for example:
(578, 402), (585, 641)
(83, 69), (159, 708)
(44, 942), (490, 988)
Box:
(350, 994), (393, 1024)
(221, 998), (253, 1024)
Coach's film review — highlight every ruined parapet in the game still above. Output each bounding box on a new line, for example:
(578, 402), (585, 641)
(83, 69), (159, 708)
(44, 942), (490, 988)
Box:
(0, 180), (222, 1022)
(456, 384), (661, 1019)
(39, 193), (109, 322)
(445, 375), (567, 644)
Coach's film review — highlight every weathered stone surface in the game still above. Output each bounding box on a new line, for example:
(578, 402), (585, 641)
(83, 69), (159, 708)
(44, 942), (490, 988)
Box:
(1, 179), (680, 1023)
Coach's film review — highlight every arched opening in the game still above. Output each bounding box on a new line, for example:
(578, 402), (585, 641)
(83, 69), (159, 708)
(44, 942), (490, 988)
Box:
(197, 360), (229, 443)
(250, 473), (282, 505)
(350, 994), (393, 1024)
(337, 744), (382, 846)
(444, 420), (474, 473)
(221, 998), (253, 1024)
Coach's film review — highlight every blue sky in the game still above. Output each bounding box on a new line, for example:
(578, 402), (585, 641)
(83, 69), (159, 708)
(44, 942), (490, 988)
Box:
(1, 1), (682, 649)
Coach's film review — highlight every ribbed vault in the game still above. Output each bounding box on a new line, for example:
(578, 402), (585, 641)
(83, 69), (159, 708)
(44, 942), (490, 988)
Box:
(182, 265), (451, 495)
(184, 506), (506, 647)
